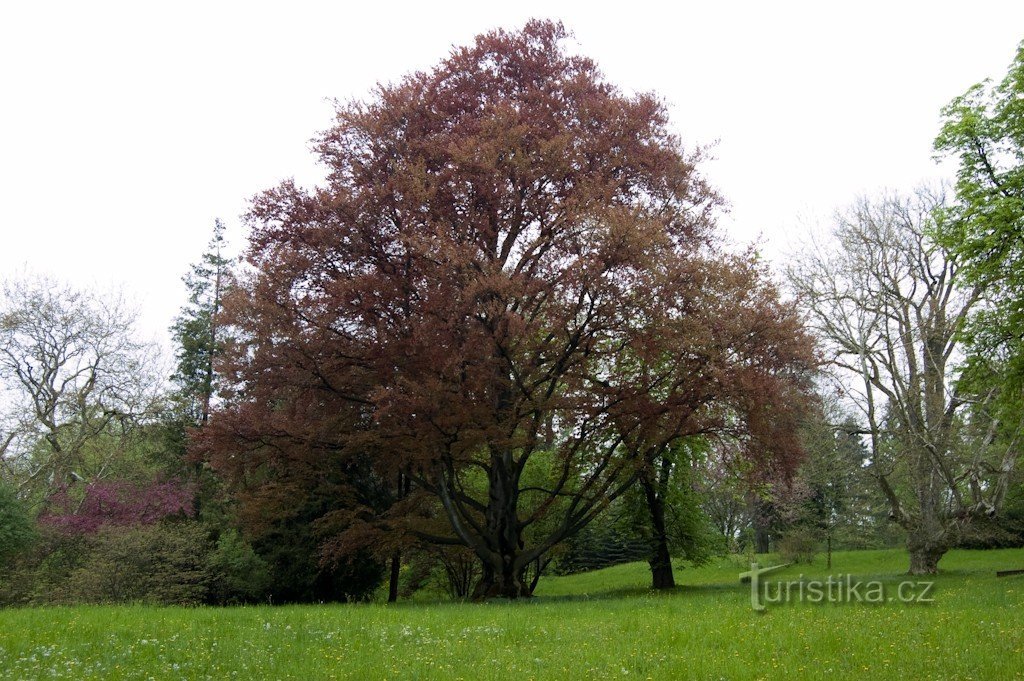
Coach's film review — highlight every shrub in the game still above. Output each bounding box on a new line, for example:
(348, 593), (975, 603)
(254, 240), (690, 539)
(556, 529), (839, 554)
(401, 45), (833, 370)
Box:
(254, 520), (384, 603)
(0, 529), (86, 606)
(39, 479), (194, 535)
(65, 521), (212, 605)
(777, 529), (818, 564)
(0, 482), (35, 568)
(208, 529), (272, 604)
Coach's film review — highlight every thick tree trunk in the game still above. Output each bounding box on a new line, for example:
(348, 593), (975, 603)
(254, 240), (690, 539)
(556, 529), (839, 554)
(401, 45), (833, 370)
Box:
(471, 560), (531, 599)
(387, 550), (401, 603)
(640, 466), (676, 589)
(905, 448), (949, 575)
(470, 563), (493, 600)
(468, 440), (533, 599)
(907, 537), (946, 575)
(648, 541), (675, 589)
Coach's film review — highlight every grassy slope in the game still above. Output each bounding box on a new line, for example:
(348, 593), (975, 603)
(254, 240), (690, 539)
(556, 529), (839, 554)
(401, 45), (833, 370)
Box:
(1, 548), (1023, 680)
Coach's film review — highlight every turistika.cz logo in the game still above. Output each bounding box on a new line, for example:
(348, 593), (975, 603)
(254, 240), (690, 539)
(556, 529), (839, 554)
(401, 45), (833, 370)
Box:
(739, 562), (935, 612)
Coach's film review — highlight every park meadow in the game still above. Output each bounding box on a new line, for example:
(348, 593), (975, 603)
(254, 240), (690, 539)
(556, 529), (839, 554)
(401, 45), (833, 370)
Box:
(2, 548), (1023, 679)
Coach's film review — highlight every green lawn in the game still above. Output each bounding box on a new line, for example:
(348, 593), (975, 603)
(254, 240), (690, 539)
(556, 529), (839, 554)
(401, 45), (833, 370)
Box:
(2, 548), (1022, 680)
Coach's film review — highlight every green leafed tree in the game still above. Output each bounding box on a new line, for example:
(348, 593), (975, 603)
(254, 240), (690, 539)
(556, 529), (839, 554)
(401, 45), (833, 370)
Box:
(935, 39), (1024, 389)
(0, 482), (34, 568)
(630, 438), (720, 588)
(785, 402), (872, 568)
(171, 219), (230, 425)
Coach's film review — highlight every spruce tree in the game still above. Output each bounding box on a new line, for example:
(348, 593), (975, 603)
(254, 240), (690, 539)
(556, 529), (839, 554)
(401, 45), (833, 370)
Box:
(171, 220), (229, 425)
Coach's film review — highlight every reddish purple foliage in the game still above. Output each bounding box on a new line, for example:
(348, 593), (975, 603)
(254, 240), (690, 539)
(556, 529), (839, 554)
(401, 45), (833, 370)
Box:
(40, 479), (195, 535)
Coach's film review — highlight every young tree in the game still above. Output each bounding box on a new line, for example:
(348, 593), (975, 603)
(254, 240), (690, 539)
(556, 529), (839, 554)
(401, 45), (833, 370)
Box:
(171, 219), (229, 425)
(201, 21), (814, 598)
(0, 274), (162, 498)
(694, 443), (752, 551)
(630, 268), (812, 589)
(784, 403), (870, 569)
(629, 439), (714, 588)
(787, 188), (1020, 574)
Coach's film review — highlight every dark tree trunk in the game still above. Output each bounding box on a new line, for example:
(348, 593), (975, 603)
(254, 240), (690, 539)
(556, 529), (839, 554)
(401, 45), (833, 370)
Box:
(471, 563), (494, 600)
(649, 540), (675, 589)
(526, 556), (550, 594)
(752, 495), (771, 554)
(754, 526), (770, 554)
(470, 440), (532, 599)
(471, 560), (532, 600)
(640, 459), (676, 589)
(826, 534), (832, 570)
(387, 550), (401, 603)
(387, 470), (411, 603)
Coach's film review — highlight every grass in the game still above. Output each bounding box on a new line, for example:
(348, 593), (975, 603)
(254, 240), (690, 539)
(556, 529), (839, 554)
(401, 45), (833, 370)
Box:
(1, 547), (1023, 679)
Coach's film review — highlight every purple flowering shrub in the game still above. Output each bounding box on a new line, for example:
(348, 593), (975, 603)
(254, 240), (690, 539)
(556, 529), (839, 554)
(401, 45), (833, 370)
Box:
(40, 480), (194, 535)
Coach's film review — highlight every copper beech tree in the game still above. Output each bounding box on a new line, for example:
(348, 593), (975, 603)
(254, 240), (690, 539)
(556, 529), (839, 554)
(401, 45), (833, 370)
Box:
(198, 21), (814, 598)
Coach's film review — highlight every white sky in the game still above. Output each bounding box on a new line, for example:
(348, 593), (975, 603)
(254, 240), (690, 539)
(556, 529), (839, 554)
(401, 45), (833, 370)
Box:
(2, 1), (1022, 348)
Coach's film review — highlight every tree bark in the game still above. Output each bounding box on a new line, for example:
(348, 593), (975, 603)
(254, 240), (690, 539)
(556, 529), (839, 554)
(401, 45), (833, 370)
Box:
(907, 545), (944, 575)
(387, 550), (401, 603)
(640, 465), (675, 589)
(754, 526), (770, 555)
(907, 533), (946, 575)
(469, 439), (533, 599)
(648, 540), (675, 589)
(471, 560), (531, 599)
(749, 494), (772, 554)
(904, 444), (950, 575)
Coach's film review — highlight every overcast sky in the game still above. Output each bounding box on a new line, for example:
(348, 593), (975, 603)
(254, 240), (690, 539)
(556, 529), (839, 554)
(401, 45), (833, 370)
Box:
(2, 1), (1022, 346)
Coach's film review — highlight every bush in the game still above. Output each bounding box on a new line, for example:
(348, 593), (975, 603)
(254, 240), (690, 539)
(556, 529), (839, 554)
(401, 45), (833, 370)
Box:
(777, 529), (818, 564)
(208, 529), (272, 604)
(957, 482), (1024, 549)
(555, 521), (650, 574)
(0, 529), (87, 606)
(0, 483), (35, 568)
(254, 520), (384, 603)
(65, 521), (212, 605)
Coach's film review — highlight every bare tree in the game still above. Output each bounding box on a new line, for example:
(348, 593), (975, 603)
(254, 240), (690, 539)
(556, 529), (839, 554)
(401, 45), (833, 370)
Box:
(787, 187), (1020, 574)
(0, 274), (163, 498)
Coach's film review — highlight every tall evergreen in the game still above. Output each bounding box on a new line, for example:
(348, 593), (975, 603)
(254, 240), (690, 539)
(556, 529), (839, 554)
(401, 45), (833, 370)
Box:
(171, 220), (229, 425)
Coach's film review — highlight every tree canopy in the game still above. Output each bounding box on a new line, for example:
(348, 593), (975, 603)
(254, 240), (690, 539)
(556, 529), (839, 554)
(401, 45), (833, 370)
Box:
(197, 21), (814, 598)
(171, 219), (229, 426)
(935, 40), (1024, 389)
(786, 188), (1018, 574)
(0, 275), (162, 498)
